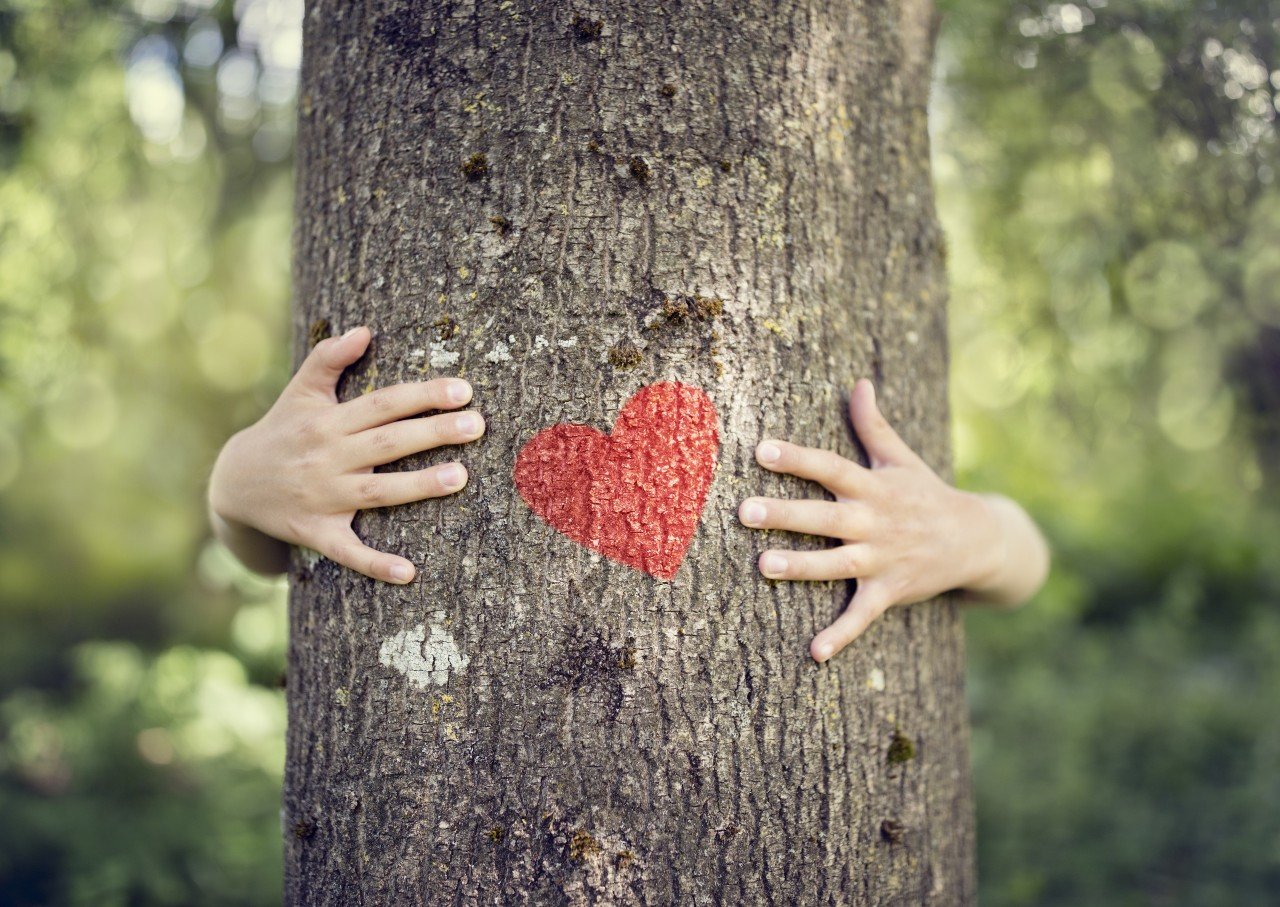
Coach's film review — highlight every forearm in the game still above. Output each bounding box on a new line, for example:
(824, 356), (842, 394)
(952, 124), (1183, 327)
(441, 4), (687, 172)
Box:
(209, 508), (291, 576)
(961, 492), (1050, 607)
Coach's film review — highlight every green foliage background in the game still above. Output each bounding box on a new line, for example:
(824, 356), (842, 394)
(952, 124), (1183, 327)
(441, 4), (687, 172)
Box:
(1, 0), (1277, 903)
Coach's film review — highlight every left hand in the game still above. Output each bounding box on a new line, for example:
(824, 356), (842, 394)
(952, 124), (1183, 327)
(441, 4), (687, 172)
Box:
(740, 379), (1002, 663)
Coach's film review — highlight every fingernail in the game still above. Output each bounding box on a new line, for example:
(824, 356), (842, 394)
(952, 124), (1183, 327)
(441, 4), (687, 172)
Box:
(439, 464), (465, 488)
(761, 552), (787, 577)
(447, 380), (471, 403)
(455, 412), (482, 435)
(390, 563), (414, 582)
(814, 641), (833, 662)
(341, 326), (362, 340)
(757, 441), (781, 465)
(741, 500), (767, 526)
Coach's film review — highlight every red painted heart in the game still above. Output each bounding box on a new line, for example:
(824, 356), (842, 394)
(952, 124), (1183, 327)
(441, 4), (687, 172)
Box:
(513, 382), (719, 580)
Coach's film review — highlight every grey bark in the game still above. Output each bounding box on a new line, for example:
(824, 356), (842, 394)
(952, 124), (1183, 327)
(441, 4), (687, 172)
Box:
(286, 1), (973, 904)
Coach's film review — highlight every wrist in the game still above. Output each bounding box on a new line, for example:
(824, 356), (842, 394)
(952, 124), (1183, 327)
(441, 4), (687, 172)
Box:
(956, 491), (1008, 597)
(207, 426), (258, 528)
(207, 429), (291, 576)
(208, 506), (291, 576)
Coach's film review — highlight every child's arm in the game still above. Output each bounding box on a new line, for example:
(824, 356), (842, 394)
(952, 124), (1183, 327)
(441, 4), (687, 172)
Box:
(207, 326), (485, 585)
(740, 378), (1049, 663)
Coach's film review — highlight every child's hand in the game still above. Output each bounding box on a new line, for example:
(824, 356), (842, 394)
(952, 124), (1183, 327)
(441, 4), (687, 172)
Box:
(207, 326), (484, 585)
(740, 379), (1047, 663)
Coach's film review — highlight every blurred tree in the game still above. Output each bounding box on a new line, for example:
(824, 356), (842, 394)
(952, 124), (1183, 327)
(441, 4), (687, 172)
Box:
(285, 0), (972, 903)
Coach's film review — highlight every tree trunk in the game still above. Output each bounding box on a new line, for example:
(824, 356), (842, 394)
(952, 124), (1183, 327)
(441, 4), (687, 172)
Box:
(286, 0), (972, 904)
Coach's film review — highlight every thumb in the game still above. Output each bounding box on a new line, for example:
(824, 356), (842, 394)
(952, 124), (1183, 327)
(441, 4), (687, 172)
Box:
(290, 326), (371, 398)
(810, 580), (893, 663)
(317, 525), (416, 585)
(849, 378), (917, 468)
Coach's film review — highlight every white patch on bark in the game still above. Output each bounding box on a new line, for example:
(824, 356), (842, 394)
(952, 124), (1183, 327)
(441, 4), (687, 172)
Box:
(484, 340), (512, 363)
(429, 341), (460, 368)
(379, 617), (469, 689)
(867, 667), (886, 692)
(557, 336), (578, 348)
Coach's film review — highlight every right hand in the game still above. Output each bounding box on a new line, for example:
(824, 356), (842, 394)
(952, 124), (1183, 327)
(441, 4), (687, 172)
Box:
(207, 326), (485, 584)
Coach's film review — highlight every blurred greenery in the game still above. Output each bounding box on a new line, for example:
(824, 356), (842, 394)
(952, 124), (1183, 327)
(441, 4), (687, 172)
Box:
(936, 0), (1280, 902)
(0, 0), (1276, 904)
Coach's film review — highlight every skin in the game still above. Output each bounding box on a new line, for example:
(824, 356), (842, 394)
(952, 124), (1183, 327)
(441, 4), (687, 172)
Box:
(207, 326), (484, 585)
(740, 378), (1050, 663)
(210, 332), (1048, 662)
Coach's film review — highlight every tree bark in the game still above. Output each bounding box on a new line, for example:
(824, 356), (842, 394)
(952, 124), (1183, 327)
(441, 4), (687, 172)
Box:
(286, 1), (972, 904)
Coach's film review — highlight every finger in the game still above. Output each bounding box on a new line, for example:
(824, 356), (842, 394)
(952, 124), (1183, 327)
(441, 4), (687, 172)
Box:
(334, 378), (473, 433)
(849, 379), (920, 468)
(739, 497), (870, 541)
(343, 410), (485, 468)
(290, 326), (372, 398)
(755, 439), (867, 497)
(341, 462), (468, 510)
(810, 581), (895, 662)
(318, 527), (417, 584)
(757, 544), (872, 581)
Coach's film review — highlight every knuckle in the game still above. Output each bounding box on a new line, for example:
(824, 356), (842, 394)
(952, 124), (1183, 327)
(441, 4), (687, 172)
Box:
(294, 448), (325, 474)
(357, 478), (384, 506)
(848, 506), (874, 538)
(281, 515), (310, 545)
(302, 482), (333, 514)
(369, 430), (397, 454)
(821, 452), (848, 479)
(324, 537), (349, 564)
(307, 338), (334, 361)
(841, 546), (863, 575)
(297, 416), (327, 445)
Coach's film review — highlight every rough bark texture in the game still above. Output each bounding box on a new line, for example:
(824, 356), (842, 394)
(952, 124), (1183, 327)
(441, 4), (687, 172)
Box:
(286, 1), (973, 904)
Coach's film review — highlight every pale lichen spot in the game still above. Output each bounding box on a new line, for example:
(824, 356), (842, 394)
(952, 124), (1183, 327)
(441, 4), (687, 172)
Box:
(484, 340), (513, 363)
(458, 265), (471, 281)
(297, 546), (322, 570)
(557, 336), (579, 349)
(379, 618), (469, 690)
(429, 342), (460, 368)
(867, 668), (886, 692)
